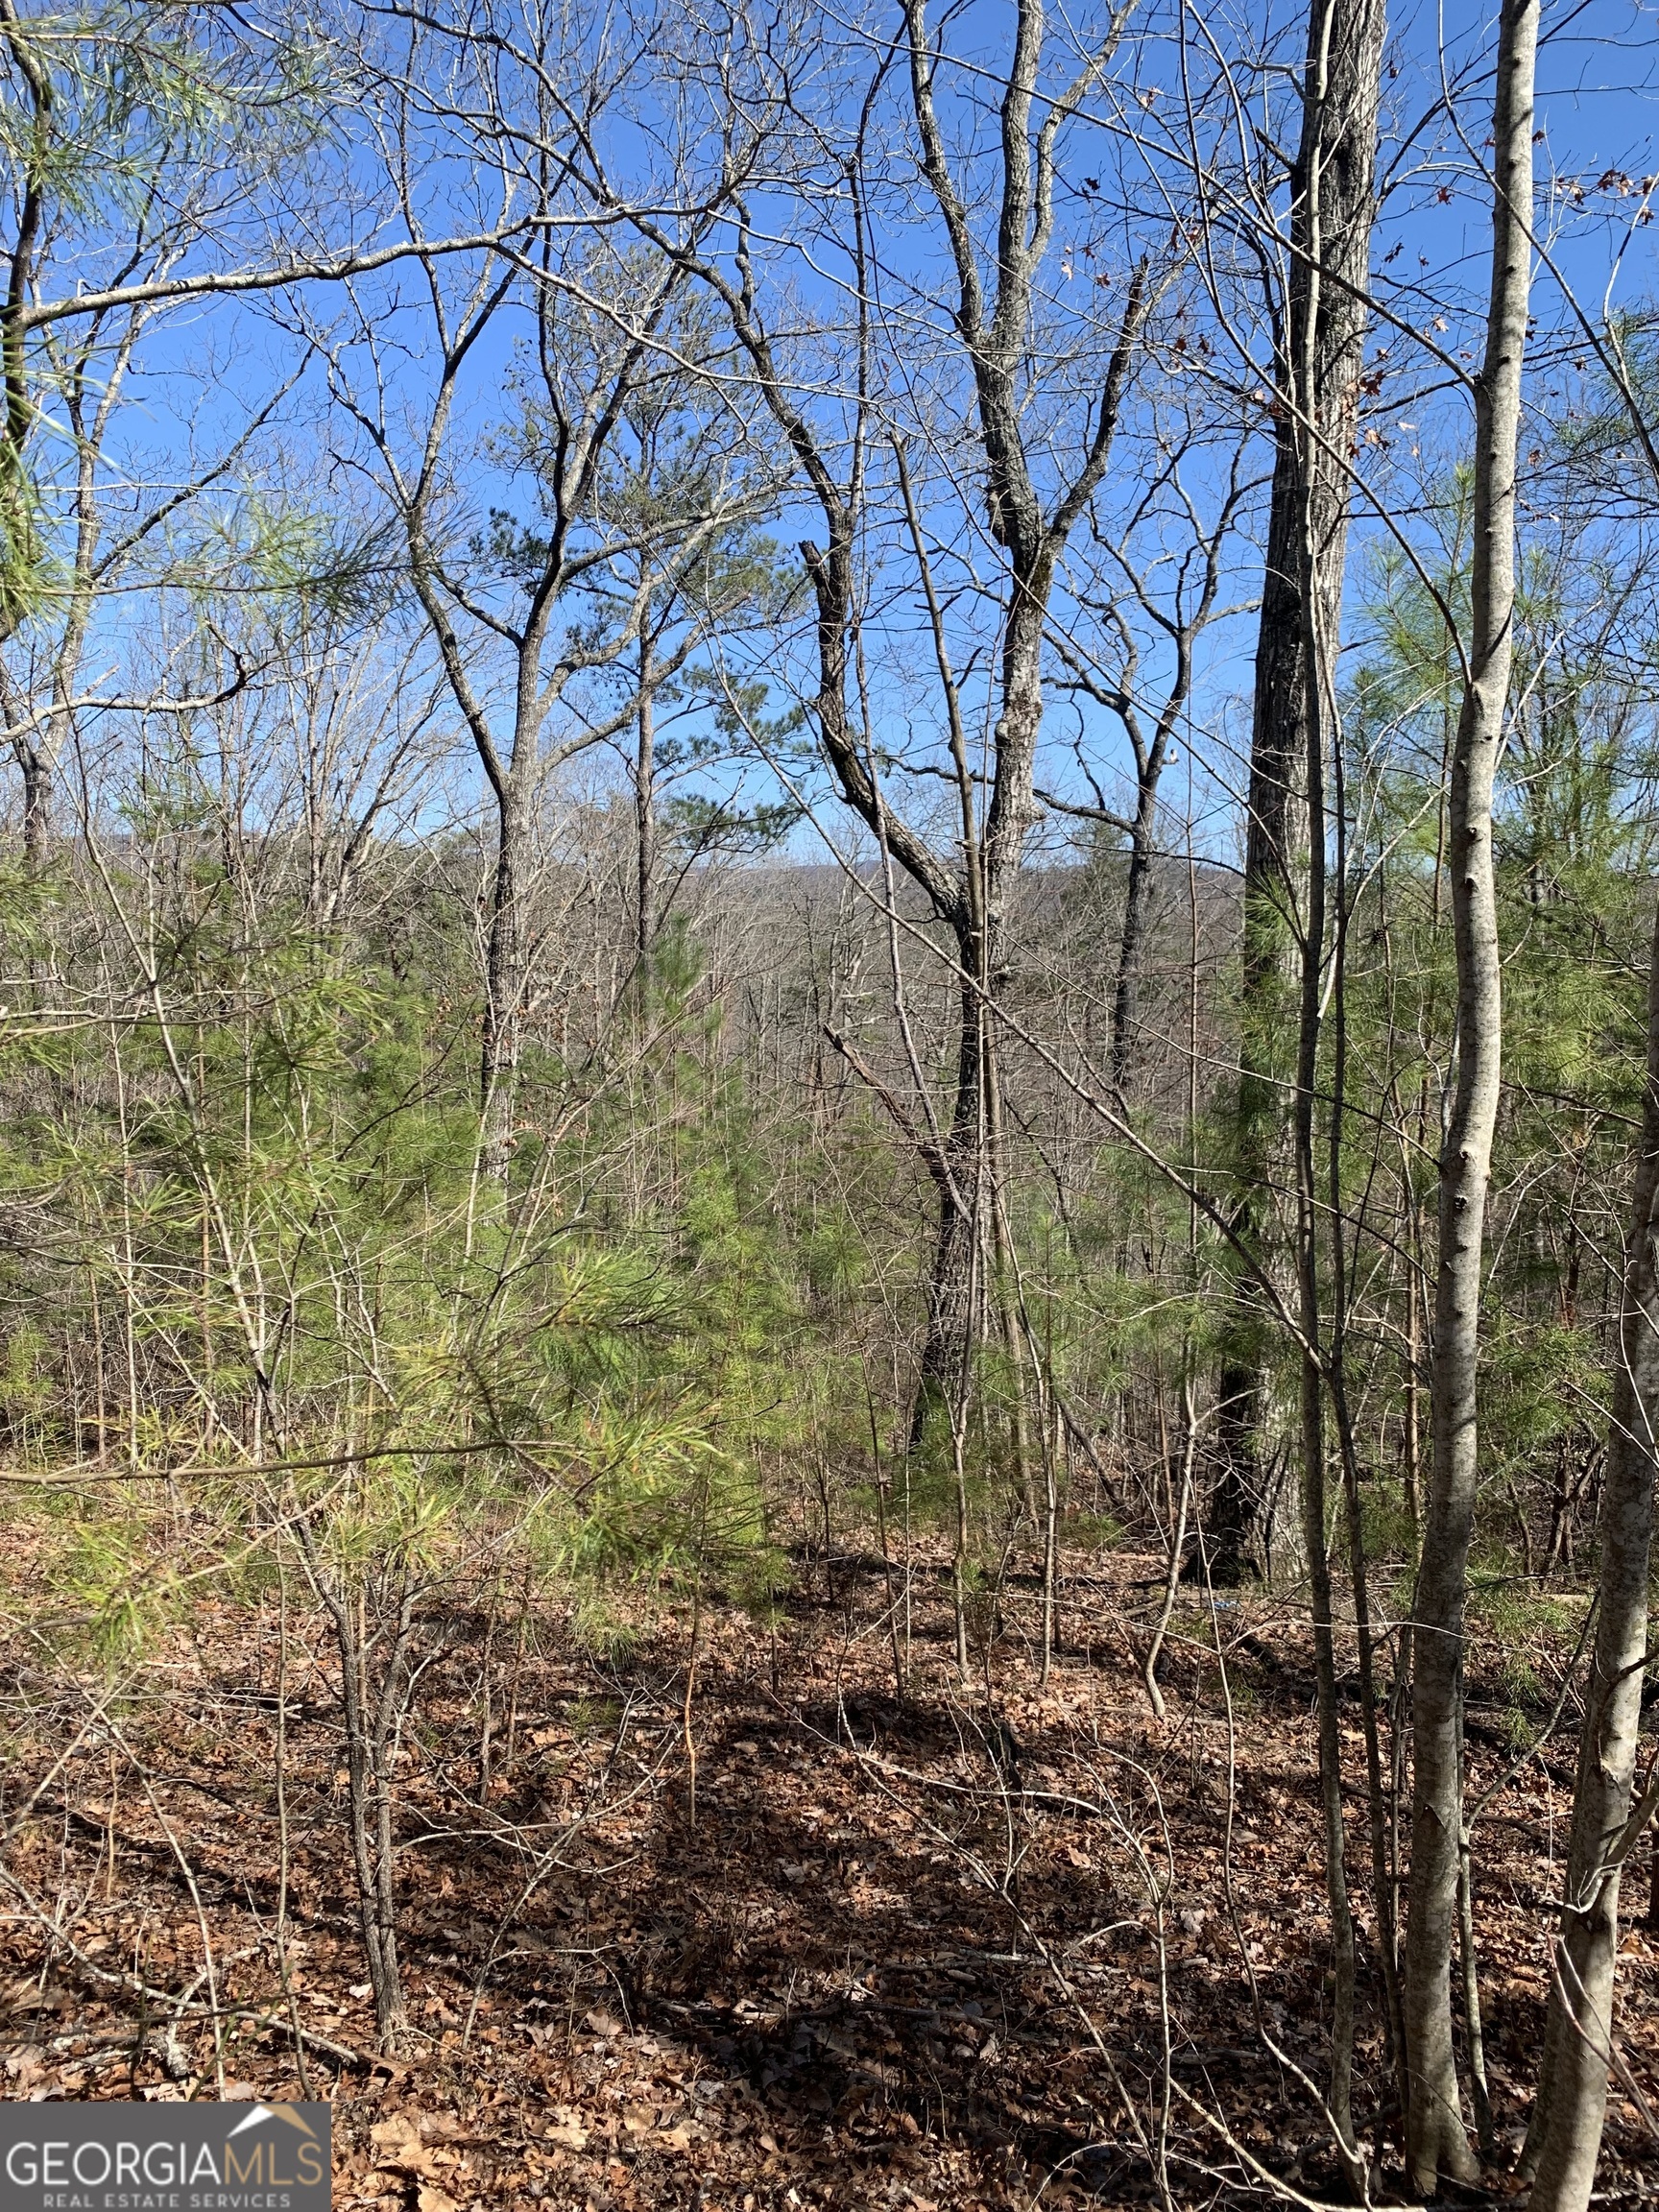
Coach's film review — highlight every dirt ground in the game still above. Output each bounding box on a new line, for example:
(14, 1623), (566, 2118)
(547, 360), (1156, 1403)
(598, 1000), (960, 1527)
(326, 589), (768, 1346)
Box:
(2, 1529), (1655, 2209)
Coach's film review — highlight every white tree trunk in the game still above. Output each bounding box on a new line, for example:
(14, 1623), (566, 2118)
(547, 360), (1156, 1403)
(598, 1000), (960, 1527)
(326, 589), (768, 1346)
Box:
(1404, 0), (1537, 2186)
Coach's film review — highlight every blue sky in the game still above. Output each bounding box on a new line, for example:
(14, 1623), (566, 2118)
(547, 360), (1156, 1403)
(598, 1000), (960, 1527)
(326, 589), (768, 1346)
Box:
(26, 0), (1659, 887)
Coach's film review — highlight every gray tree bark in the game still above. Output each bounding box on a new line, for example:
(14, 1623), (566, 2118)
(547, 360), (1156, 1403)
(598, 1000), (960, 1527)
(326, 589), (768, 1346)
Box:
(1403, 0), (1537, 2186)
(1210, 0), (1387, 1581)
(1520, 897), (1659, 2211)
(1281, 1), (1389, 2139)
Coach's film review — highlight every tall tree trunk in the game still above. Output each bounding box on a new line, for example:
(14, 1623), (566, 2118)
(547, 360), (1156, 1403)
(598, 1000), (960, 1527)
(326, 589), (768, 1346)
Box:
(705, 6), (1139, 1467)
(1288, 87), (1367, 2136)
(1520, 899), (1659, 2212)
(1404, 0), (1536, 2186)
(903, 0), (1141, 1460)
(1209, 0), (1387, 1580)
(1292, 446), (1364, 2179)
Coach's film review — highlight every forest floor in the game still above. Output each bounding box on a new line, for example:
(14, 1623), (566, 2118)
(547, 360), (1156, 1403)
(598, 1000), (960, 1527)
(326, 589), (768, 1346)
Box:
(1, 1522), (1656, 2211)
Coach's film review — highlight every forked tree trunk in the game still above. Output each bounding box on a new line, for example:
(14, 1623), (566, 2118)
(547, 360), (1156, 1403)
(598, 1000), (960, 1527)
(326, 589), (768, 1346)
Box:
(902, 0), (1142, 1454)
(1210, 0), (1387, 1580)
(1403, 0), (1536, 2186)
(1520, 900), (1659, 2211)
(714, 3), (1139, 1470)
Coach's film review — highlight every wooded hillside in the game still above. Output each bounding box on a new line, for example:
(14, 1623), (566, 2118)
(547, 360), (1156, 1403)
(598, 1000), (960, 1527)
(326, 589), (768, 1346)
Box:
(0, 3), (1656, 2207)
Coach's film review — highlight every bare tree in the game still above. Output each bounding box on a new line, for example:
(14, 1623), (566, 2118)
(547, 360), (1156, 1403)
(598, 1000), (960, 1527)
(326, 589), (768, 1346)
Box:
(1208, 0), (1388, 1583)
(599, 1), (1151, 1439)
(1404, 0), (1539, 2186)
(0, 2), (544, 866)
(894, 0), (1148, 1422)
(315, 150), (775, 1168)
(0, 4), (309, 857)
(1043, 424), (1256, 1102)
